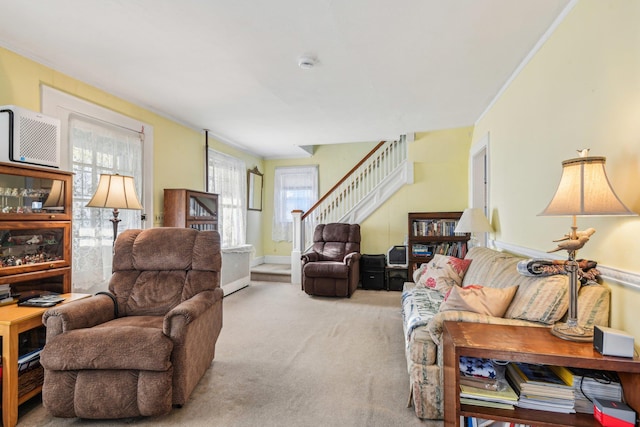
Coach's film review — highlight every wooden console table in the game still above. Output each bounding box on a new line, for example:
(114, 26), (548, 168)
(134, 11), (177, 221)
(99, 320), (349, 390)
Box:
(443, 321), (640, 427)
(0, 293), (90, 427)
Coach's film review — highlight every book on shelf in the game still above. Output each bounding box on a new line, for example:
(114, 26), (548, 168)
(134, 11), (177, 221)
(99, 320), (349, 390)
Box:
(509, 362), (569, 387)
(459, 383), (519, 408)
(460, 397), (515, 411)
(18, 348), (42, 373)
(465, 417), (532, 427)
(412, 219), (461, 237)
(506, 362), (575, 413)
(460, 374), (500, 391)
(551, 366), (622, 414)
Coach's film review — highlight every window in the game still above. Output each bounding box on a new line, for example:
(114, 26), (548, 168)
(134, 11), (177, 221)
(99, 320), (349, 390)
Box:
(273, 166), (318, 241)
(207, 149), (246, 248)
(42, 85), (153, 294)
(71, 115), (144, 289)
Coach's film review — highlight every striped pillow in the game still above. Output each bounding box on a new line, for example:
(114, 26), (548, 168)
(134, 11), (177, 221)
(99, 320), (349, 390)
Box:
(503, 274), (569, 324)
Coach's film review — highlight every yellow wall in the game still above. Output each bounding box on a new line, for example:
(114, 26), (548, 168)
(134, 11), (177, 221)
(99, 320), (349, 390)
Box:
(473, 0), (640, 339)
(0, 46), (264, 254)
(262, 141), (378, 257)
(263, 128), (472, 257)
(361, 128), (472, 255)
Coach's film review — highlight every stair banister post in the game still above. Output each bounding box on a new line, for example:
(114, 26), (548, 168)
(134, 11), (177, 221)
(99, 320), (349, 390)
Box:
(291, 209), (304, 285)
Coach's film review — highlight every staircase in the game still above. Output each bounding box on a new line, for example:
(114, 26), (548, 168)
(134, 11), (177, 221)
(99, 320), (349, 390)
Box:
(250, 263), (292, 283)
(291, 136), (413, 285)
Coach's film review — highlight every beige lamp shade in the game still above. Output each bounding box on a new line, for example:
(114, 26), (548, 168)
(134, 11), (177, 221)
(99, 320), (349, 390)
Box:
(539, 156), (634, 217)
(454, 208), (493, 233)
(86, 174), (143, 210)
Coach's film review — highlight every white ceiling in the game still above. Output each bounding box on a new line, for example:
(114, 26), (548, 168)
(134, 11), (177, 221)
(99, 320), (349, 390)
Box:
(0, 0), (571, 159)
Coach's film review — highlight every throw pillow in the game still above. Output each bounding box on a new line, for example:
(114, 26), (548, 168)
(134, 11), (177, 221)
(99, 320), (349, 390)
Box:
(414, 255), (472, 294)
(503, 274), (570, 324)
(439, 284), (519, 317)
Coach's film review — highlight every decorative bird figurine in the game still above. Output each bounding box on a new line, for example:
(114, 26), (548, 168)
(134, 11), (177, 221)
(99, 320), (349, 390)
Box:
(548, 228), (596, 253)
(552, 227), (596, 242)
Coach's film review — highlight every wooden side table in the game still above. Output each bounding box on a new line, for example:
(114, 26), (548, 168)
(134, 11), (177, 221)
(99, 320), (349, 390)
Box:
(442, 321), (640, 427)
(0, 293), (90, 427)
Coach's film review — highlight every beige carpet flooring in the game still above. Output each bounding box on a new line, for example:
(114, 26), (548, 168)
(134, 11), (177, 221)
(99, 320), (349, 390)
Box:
(18, 282), (440, 426)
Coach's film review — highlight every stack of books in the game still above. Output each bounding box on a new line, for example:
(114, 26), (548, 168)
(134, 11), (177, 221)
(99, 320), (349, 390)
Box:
(506, 362), (575, 413)
(459, 357), (518, 410)
(459, 383), (519, 410)
(551, 366), (623, 414)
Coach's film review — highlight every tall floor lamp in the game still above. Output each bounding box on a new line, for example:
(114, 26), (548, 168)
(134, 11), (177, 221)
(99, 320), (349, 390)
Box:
(86, 174), (143, 245)
(539, 150), (636, 342)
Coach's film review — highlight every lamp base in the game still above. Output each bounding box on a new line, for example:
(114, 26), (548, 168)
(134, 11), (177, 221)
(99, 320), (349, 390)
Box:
(551, 322), (594, 342)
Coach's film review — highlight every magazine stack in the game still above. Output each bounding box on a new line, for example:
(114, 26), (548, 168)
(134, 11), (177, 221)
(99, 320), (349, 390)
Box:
(506, 362), (575, 414)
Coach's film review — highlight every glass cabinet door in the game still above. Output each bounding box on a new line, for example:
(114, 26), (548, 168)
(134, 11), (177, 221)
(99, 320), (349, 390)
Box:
(0, 164), (71, 220)
(0, 222), (71, 275)
(188, 193), (218, 220)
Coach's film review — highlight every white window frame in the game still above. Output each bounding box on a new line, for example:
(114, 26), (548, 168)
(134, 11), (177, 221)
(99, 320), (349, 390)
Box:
(207, 149), (246, 248)
(41, 85), (154, 220)
(273, 165), (318, 242)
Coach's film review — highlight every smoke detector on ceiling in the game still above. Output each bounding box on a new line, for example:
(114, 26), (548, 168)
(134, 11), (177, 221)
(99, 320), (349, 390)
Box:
(298, 55), (317, 70)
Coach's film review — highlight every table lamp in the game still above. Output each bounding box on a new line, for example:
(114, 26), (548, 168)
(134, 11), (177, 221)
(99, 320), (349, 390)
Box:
(454, 208), (493, 248)
(539, 149), (636, 342)
(86, 174), (143, 244)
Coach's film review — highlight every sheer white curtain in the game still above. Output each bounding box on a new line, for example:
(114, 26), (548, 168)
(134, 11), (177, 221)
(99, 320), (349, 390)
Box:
(273, 165), (318, 241)
(71, 114), (143, 292)
(207, 149), (246, 248)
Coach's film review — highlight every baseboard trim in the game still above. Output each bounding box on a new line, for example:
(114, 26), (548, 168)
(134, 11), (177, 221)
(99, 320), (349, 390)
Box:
(492, 240), (640, 291)
(222, 276), (250, 296)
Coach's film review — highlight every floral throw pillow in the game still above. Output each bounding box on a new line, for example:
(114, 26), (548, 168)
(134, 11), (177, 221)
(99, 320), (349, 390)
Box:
(414, 254), (472, 294)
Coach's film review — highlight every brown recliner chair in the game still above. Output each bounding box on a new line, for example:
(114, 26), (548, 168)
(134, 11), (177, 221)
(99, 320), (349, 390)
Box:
(40, 227), (223, 419)
(301, 223), (361, 297)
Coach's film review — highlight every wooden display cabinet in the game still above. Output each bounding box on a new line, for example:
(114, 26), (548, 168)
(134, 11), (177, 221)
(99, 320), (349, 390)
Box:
(163, 188), (218, 231)
(407, 212), (469, 274)
(443, 321), (640, 427)
(0, 163), (72, 294)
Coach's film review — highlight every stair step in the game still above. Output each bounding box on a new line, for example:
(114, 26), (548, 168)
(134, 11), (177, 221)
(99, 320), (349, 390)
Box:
(251, 263), (291, 283)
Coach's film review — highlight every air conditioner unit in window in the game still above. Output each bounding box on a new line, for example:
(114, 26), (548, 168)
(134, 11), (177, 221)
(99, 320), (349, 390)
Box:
(0, 105), (60, 168)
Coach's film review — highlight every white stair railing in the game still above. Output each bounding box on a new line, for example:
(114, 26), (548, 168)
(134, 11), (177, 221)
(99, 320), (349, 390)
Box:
(291, 135), (411, 285)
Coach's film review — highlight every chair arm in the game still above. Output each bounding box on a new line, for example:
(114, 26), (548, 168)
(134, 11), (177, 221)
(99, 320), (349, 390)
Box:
(343, 252), (361, 265)
(301, 251), (319, 265)
(42, 294), (116, 341)
(163, 288), (223, 341)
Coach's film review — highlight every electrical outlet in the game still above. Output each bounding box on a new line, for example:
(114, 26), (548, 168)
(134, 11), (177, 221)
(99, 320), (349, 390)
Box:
(155, 213), (164, 221)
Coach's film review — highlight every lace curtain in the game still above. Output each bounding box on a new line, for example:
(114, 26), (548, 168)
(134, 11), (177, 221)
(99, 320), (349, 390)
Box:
(71, 114), (143, 293)
(207, 149), (246, 247)
(272, 165), (318, 242)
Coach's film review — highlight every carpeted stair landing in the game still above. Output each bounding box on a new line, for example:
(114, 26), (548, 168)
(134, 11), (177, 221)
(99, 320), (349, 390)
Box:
(18, 282), (440, 427)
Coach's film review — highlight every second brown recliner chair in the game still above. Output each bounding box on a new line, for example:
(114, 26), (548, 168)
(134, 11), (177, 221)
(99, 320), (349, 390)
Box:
(301, 223), (361, 297)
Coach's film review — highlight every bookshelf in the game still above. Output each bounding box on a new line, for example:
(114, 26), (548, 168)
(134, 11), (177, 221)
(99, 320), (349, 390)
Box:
(407, 212), (470, 274)
(163, 189), (218, 231)
(443, 322), (640, 427)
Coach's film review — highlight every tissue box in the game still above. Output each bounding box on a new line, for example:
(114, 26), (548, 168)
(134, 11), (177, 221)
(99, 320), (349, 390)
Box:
(593, 398), (636, 427)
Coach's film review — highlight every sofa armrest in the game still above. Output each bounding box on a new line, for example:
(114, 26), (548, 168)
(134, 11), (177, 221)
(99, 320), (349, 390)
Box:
(163, 288), (223, 341)
(42, 294), (116, 341)
(426, 310), (547, 345)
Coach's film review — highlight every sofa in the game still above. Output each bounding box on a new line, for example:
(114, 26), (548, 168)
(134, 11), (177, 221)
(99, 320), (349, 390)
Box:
(401, 246), (610, 420)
